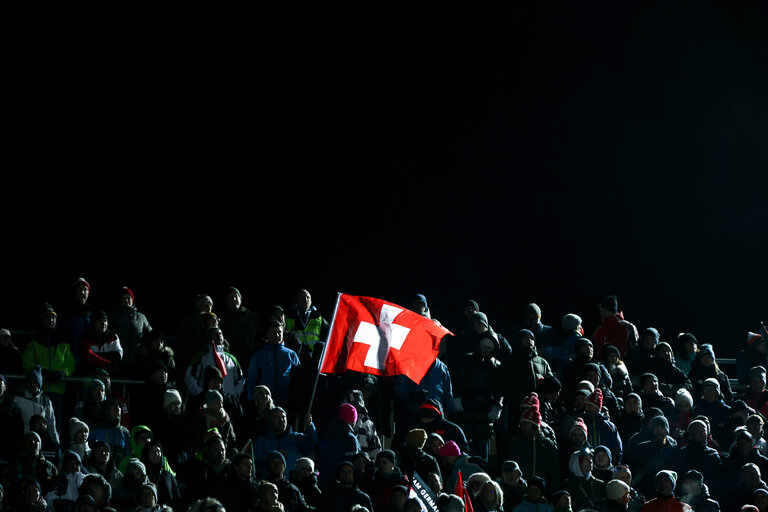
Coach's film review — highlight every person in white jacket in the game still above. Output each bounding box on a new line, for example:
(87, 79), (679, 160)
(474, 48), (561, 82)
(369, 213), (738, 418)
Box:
(184, 327), (245, 407)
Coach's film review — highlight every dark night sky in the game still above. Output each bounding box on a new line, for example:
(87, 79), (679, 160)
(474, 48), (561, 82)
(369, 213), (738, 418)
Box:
(5, 2), (768, 356)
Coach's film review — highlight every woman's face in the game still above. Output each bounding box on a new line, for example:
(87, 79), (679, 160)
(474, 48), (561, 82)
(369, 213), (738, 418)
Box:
(701, 354), (714, 367)
(480, 482), (497, 504)
(148, 445), (163, 464)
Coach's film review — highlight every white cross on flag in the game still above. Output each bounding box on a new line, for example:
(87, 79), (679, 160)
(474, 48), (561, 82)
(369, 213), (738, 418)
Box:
(318, 294), (453, 384)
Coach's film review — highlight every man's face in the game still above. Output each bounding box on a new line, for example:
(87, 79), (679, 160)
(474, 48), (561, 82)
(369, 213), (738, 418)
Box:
(376, 456), (394, 474)
(91, 386), (105, 403)
(641, 335), (657, 349)
(682, 479), (701, 497)
(472, 320), (488, 334)
(738, 437), (754, 456)
(150, 337), (164, 352)
(688, 423), (708, 445)
(751, 377), (766, 394)
(41, 313), (57, 330)
(581, 343), (594, 359)
(120, 293), (134, 308)
(75, 284), (89, 304)
(463, 305), (477, 319)
(625, 397), (639, 414)
(528, 485), (542, 501)
(703, 386), (719, 403)
(519, 421), (536, 437)
(267, 325), (284, 345)
(269, 457), (285, 479)
(208, 440), (226, 465)
(151, 369), (168, 385)
(234, 457), (253, 480)
(656, 476), (674, 496)
(652, 424), (668, 442)
(25, 435), (40, 454)
(585, 370), (600, 386)
(411, 300), (427, 315)
(521, 334), (536, 350)
(644, 378), (659, 394)
(271, 410), (288, 432)
(227, 291), (242, 310)
(524, 312), (539, 329)
(297, 290), (312, 311)
(338, 464), (355, 486)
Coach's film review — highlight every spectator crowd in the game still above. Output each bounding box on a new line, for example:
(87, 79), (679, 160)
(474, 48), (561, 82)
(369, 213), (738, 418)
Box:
(0, 277), (766, 512)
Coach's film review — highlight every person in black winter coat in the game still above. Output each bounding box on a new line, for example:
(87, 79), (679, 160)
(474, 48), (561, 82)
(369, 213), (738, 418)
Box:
(452, 333), (505, 460)
(680, 470), (721, 512)
(265, 450), (311, 512)
(290, 457), (323, 510)
(413, 398), (470, 455)
(668, 419), (722, 492)
(651, 342), (693, 397)
(689, 344), (733, 405)
(320, 461), (374, 512)
(398, 428), (442, 483)
(626, 328), (660, 388)
(217, 452), (260, 512)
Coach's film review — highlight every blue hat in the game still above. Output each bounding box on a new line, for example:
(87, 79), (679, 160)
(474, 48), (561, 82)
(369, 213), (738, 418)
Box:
(27, 365), (43, 388)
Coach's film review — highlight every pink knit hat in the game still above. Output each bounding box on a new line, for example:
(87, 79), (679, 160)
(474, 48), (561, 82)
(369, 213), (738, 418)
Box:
(438, 440), (461, 457)
(338, 403), (358, 424)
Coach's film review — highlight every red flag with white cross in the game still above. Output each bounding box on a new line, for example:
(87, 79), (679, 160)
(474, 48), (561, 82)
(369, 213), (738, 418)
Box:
(318, 294), (453, 384)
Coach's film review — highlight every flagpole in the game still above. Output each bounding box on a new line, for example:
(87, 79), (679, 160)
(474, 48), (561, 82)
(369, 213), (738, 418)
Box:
(307, 292), (343, 416)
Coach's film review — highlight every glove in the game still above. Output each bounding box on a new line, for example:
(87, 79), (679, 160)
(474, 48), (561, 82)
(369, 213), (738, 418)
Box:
(453, 397), (464, 412)
(488, 405), (502, 421)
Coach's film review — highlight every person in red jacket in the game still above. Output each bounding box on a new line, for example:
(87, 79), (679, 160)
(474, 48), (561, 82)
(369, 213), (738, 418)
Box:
(80, 310), (123, 374)
(640, 471), (686, 512)
(593, 295), (639, 361)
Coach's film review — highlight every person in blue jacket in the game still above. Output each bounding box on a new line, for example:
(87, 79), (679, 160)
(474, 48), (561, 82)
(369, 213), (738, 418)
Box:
(247, 320), (301, 407)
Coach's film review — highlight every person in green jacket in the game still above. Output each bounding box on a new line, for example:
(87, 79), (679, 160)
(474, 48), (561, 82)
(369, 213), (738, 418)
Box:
(21, 303), (76, 429)
(118, 425), (175, 477)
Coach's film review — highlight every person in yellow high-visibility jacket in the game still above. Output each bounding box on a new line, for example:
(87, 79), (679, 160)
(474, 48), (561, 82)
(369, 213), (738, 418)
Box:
(282, 289), (329, 357)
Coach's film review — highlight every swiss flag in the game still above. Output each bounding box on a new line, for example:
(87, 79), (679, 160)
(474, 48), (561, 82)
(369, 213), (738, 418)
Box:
(318, 294), (453, 384)
(211, 340), (228, 378)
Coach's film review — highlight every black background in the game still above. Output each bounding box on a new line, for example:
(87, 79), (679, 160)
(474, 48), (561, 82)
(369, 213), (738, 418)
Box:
(4, 3), (767, 357)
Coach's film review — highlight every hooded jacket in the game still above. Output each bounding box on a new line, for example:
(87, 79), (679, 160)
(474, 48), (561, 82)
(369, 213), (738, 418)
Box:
(564, 451), (606, 511)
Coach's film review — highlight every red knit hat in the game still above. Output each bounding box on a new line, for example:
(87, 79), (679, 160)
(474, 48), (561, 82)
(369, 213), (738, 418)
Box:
(521, 392), (540, 410)
(586, 388), (603, 411)
(570, 417), (588, 437)
(520, 405), (542, 427)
